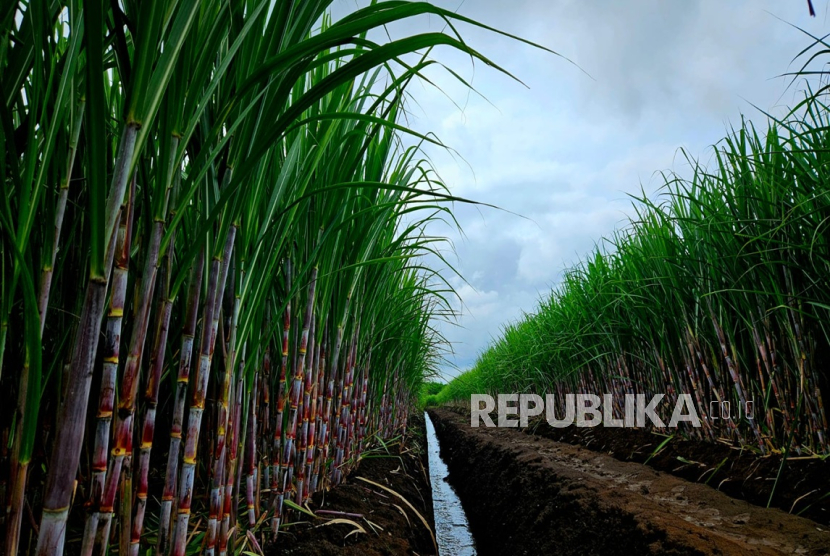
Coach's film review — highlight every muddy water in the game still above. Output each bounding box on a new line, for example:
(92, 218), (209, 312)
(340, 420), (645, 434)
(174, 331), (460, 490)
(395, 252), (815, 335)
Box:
(424, 412), (477, 556)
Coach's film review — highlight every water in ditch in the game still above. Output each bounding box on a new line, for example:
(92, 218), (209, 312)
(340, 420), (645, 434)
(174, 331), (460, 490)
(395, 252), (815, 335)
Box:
(424, 412), (477, 556)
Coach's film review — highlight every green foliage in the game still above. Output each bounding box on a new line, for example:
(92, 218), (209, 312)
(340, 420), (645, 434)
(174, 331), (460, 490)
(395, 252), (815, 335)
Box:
(423, 382), (446, 396)
(0, 1), (547, 552)
(418, 381), (446, 407)
(452, 86), (830, 455)
(433, 369), (489, 405)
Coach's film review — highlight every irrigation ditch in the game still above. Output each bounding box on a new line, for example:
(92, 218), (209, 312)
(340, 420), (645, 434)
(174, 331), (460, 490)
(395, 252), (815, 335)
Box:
(272, 415), (438, 556)
(267, 406), (830, 555)
(269, 413), (476, 556)
(425, 407), (830, 556)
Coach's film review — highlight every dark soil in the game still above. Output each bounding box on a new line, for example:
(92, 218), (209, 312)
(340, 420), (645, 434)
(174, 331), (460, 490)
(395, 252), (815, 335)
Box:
(428, 407), (830, 555)
(268, 415), (436, 556)
(523, 414), (830, 526)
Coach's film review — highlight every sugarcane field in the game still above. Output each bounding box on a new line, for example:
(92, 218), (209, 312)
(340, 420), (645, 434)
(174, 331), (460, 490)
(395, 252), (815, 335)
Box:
(3, 1), (830, 555)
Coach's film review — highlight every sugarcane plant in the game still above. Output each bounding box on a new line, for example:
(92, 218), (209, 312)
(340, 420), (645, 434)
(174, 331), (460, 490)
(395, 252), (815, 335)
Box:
(0, 1), (544, 554)
(445, 78), (830, 457)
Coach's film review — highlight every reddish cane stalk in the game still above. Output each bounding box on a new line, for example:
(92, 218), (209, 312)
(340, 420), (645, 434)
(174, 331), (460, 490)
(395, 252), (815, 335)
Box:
(97, 212), (164, 553)
(207, 273), (240, 556)
(156, 248), (204, 555)
(171, 223), (237, 556)
(130, 238), (175, 556)
(220, 369), (244, 555)
(118, 417), (135, 556)
(304, 331), (323, 502)
(309, 331), (327, 497)
(296, 316), (316, 504)
(281, 266), (318, 517)
(79, 177), (135, 556)
(245, 368), (259, 525)
(36, 122), (138, 556)
(270, 260), (291, 537)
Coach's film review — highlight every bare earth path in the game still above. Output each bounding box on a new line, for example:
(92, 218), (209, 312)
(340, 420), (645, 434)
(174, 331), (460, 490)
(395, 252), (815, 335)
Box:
(428, 408), (830, 555)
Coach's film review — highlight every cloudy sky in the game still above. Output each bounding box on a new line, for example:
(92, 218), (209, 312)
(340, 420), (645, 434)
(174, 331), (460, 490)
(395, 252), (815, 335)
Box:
(334, 0), (829, 380)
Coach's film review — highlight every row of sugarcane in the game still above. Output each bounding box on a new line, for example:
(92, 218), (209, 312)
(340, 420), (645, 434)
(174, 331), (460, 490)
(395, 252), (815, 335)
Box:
(449, 88), (830, 457)
(0, 1), (526, 554)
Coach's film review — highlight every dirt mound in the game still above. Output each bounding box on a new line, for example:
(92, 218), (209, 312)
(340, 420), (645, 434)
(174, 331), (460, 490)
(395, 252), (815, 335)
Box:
(269, 415), (436, 555)
(428, 408), (830, 555)
(525, 415), (830, 526)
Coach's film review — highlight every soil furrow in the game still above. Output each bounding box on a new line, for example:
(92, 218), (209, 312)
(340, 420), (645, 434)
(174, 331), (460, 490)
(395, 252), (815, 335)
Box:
(428, 408), (830, 555)
(271, 415), (435, 555)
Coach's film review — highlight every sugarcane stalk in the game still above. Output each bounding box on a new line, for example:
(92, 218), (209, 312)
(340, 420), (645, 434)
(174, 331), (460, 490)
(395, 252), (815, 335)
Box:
(5, 278), (46, 556)
(129, 239), (174, 556)
(38, 99), (86, 333)
(258, 333), (272, 517)
(80, 177), (136, 556)
(5, 429), (29, 556)
(270, 260), (291, 537)
(303, 329), (323, 502)
(711, 316), (764, 451)
(170, 252), (221, 556)
(281, 266), (318, 513)
(222, 290), (245, 554)
(356, 371), (368, 459)
(752, 325), (779, 440)
(171, 223), (237, 556)
(327, 324), (349, 485)
(206, 390), (228, 554)
(97, 208), (165, 554)
(216, 373), (237, 556)
(156, 248), (204, 556)
(308, 329), (327, 498)
(35, 122), (138, 556)
(334, 332), (358, 485)
(245, 367), (259, 525)
(207, 268), (240, 556)
(123, 132), (182, 555)
(222, 369), (245, 555)
(319, 322), (345, 489)
(119, 416), (135, 556)
(296, 315), (316, 504)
